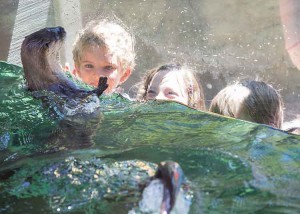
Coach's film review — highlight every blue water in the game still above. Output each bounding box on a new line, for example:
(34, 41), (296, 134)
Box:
(0, 61), (300, 213)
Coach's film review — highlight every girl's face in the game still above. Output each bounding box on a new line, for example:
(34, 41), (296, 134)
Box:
(74, 46), (131, 94)
(146, 69), (189, 105)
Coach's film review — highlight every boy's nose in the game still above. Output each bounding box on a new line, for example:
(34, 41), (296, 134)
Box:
(96, 70), (109, 78)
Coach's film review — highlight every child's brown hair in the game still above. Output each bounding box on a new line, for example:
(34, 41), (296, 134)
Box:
(209, 80), (284, 128)
(136, 63), (206, 110)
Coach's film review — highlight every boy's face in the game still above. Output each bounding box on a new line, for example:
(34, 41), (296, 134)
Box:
(146, 69), (189, 105)
(74, 46), (131, 94)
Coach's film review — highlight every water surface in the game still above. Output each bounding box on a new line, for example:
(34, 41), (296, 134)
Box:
(0, 61), (300, 213)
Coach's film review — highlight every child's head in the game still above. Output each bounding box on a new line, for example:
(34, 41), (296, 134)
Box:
(136, 63), (206, 110)
(209, 80), (284, 128)
(72, 19), (135, 94)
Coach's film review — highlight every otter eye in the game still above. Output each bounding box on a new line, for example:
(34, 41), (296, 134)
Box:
(44, 42), (50, 48)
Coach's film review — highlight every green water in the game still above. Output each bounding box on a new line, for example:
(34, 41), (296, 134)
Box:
(0, 61), (300, 213)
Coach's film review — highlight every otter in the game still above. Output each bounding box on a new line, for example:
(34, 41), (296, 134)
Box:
(21, 27), (108, 148)
(137, 161), (191, 214)
(21, 26), (108, 108)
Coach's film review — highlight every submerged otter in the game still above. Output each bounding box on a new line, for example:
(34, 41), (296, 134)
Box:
(21, 26), (108, 116)
(135, 161), (192, 214)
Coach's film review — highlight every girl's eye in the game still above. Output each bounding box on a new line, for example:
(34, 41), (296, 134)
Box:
(167, 91), (178, 96)
(84, 64), (94, 69)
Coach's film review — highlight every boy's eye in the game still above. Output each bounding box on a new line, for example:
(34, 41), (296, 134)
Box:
(84, 64), (94, 69)
(104, 66), (115, 71)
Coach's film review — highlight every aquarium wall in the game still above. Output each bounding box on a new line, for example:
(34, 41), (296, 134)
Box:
(1, 0), (299, 122)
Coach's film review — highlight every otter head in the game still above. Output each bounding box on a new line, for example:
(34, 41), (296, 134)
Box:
(21, 27), (68, 91)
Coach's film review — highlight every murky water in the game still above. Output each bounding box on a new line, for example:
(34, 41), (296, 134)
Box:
(0, 61), (300, 213)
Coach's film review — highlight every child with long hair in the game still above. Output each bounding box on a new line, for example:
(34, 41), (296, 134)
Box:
(136, 63), (206, 110)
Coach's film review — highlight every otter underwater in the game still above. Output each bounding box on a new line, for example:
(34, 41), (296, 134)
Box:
(0, 27), (300, 213)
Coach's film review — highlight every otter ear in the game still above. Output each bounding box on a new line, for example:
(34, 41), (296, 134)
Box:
(119, 68), (132, 84)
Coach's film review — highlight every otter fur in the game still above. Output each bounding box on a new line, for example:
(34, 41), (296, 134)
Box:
(21, 26), (108, 99)
(20, 27), (108, 148)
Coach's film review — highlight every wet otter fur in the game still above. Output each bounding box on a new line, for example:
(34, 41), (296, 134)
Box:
(21, 26), (108, 100)
(20, 27), (108, 148)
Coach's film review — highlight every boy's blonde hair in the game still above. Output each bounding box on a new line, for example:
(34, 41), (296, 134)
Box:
(72, 19), (135, 72)
(136, 63), (206, 110)
(209, 80), (284, 128)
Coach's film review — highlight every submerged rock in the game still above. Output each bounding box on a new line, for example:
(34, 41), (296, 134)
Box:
(3, 157), (192, 213)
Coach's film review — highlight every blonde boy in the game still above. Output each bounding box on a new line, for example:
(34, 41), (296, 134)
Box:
(72, 19), (135, 94)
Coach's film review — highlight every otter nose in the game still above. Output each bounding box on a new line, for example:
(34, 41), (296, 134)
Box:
(47, 26), (66, 40)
